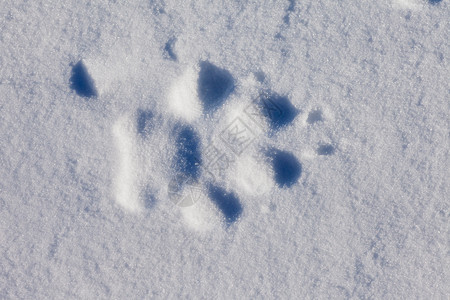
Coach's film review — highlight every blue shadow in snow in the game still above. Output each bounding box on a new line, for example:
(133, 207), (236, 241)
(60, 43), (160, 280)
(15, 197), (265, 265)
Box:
(283, 0), (295, 24)
(259, 92), (299, 131)
(143, 186), (157, 210)
(317, 144), (335, 156)
(137, 109), (154, 137)
(307, 109), (323, 124)
(268, 149), (302, 188)
(70, 61), (97, 98)
(207, 184), (242, 225)
(173, 125), (202, 181)
(198, 61), (234, 113)
(164, 38), (177, 61)
(429, 0), (442, 4)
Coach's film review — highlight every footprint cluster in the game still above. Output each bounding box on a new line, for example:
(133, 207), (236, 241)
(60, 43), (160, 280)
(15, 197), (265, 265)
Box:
(70, 55), (316, 229)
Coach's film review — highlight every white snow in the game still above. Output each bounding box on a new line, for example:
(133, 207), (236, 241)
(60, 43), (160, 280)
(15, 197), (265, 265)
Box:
(112, 116), (141, 213)
(166, 67), (202, 122)
(230, 153), (274, 196)
(0, 0), (449, 299)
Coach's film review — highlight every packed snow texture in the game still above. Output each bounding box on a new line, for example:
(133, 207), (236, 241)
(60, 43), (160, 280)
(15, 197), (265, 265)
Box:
(0, 0), (449, 298)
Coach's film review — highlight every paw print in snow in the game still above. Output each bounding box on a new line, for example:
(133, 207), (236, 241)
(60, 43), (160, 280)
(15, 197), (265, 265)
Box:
(111, 61), (303, 230)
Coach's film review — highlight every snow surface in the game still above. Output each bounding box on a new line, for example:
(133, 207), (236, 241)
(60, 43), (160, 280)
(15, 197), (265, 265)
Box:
(0, 0), (449, 298)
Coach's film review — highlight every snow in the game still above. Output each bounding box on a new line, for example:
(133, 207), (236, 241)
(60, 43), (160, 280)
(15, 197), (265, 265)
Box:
(112, 115), (140, 213)
(167, 67), (202, 122)
(0, 0), (449, 298)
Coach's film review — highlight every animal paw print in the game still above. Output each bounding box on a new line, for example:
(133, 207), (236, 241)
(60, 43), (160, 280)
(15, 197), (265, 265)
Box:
(68, 56), (306, 230)
(69, 56), (338, 231)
